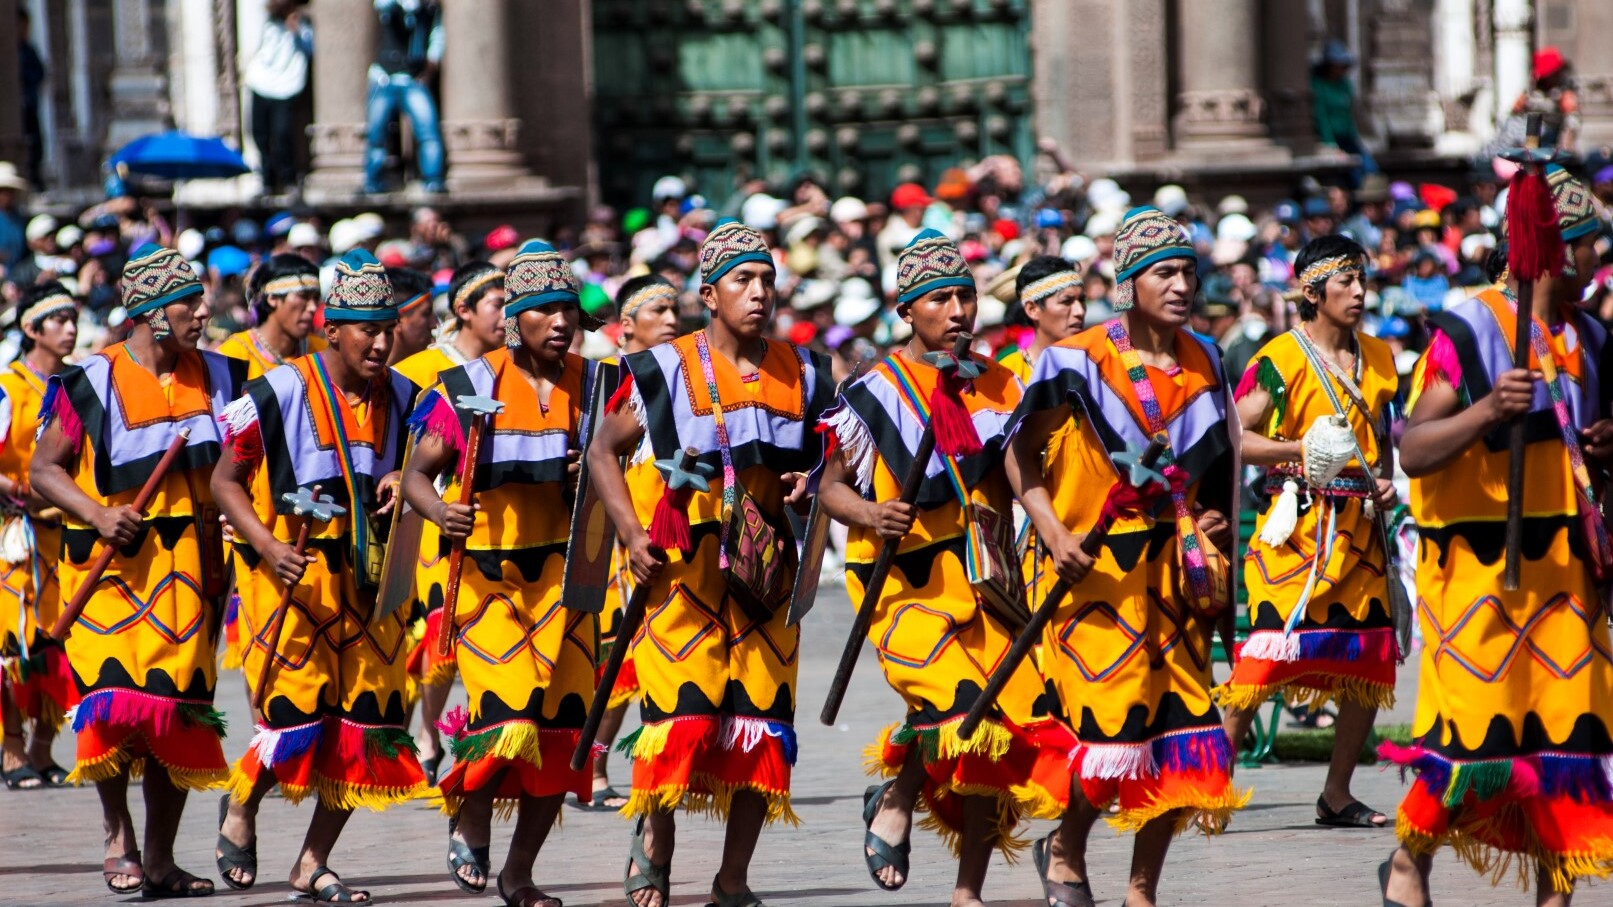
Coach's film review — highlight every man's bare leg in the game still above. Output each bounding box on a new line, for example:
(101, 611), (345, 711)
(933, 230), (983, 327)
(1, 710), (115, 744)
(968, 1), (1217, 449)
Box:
(1321, 699), (1386, 825)
(497, 792), (565, 906)
(1536, 864), (1573, 907)
(1042, 782), (1103, 902)
(866, 748), (925, 889)
(97, 769), (139, 889)
(217, 769), (276, 887)
(1381, 845), (1432, 907)
(290, 801), (363, 901)
(1123, 809), (1181, 907)
(950, 794), (995, 907)
(713, 790), (768, 899)
(142, 764), (212, 895)
(629, 808), (675, 907)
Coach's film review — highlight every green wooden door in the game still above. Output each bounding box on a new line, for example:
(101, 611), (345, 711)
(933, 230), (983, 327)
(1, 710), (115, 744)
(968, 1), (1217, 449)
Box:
(593, 0), (1033, 207)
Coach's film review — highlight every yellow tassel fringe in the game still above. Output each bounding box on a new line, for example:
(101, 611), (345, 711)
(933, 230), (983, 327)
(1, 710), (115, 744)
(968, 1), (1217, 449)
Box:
(621, 773), (800, 828)
(1213, 674), (1395, 713)
(628, 720), (676, 762)
(67, 749), (229, 792)
(1107, 786), (1253, 837)
(1396, 810), (1613, 893)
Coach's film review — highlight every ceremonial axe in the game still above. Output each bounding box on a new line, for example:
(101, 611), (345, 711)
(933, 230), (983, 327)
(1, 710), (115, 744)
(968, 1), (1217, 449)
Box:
(253, 485), (346, 710)
(436, 393), (506, 657)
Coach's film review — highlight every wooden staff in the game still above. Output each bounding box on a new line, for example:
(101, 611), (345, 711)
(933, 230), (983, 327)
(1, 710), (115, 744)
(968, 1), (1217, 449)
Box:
(50, 429), (191, 640)
(1503, 113), (1552, 592)
(435, 395), (504, 657)
(253, 486), (344, 711)
(958, 438), (1167, 740)
(819, 333), (973, 727)
(569, 447), (700, 772)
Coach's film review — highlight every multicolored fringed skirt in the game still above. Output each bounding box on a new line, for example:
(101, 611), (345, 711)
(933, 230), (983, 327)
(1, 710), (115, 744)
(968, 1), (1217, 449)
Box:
(1041, 527), (1249, 835)
(620, 530), (799, 826)
(61, 515), (228, 790)
(1219, 490), (1398, 713)
(0, 521), (73, 728)
(229, 539), (424, 809)
(1378, 522), (1613, 893)
(434, 543), (595, 816)
(854, 538), (1070, 857)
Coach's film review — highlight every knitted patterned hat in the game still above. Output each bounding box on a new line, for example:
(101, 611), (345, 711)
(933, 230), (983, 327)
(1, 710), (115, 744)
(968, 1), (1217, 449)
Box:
(121, 243), (203, 318)
(324, 249), (397, 323)
(1547, 164), (1600, 243)
(1111, 206), (1194, 311)
(896, 228), (972, 305)
(505, 239), (603, 330)
(699, 219), (774, 285)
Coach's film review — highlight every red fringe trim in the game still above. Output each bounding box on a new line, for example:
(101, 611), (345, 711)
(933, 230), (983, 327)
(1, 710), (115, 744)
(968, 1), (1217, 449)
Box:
(226, 420), (263, 466)
(1507, 168), (1566, 281)
(929, 375), (982, 458)
(605, 372), (635, 415)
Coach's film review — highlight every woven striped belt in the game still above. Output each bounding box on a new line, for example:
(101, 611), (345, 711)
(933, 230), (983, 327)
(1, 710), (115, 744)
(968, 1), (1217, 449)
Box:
(1263, 467), (1373, 498)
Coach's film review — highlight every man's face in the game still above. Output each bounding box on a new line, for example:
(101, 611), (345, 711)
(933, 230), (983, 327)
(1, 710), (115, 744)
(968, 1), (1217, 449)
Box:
(700, 262), (776, 341)
(164, 293), (212, 349)
(26, 311), (78, 358)
(902, 285), (977, 351)
(270, 289), (319, 340)
(1026, 285), (1085, 344)
(393, 301), (435, 354)
(1312, 267), (1367, 329)
(621, 294), (679, 351)
(327, 320), (395, 380)
(456, 286), (507, 353)
(514, 301), (579, 364)
(1131, 258), (1196, 329)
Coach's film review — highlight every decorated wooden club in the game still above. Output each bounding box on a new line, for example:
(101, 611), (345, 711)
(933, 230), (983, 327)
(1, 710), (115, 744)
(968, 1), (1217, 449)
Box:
(253, 486), (345, 711)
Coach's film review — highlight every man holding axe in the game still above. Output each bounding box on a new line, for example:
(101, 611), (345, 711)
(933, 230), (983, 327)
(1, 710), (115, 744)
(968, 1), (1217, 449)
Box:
(815, 229), (1072, 906)
(401, 239), (605, 904)
(1380, 147), (1613, 904)
(31, 244), (247, 898)
(210, 250), (425, 903)
(585, 220), (831, 907)
(1005, 207), (1244, 907)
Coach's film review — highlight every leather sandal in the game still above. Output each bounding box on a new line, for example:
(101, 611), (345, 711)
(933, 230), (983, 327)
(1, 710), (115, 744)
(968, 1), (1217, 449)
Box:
(103, 849), (144, 894)
(860, 780), (911, 892)
(215, 793), (257, 890)
(624, 816), (671, 906)
(447, 818), (491, 894)
(1033, 833), (1096, 907)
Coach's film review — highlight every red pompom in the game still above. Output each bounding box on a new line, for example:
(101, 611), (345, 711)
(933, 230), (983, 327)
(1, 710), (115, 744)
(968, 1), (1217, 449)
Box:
(1506, 169), (1566, 281)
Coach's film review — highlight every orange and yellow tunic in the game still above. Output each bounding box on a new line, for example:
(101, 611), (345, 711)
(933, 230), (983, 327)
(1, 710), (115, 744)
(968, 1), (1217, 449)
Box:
(1217, 330), (1399, 712)
(47, 343), (245, 789)
(609, 332), (831, 825)
(1014, 323), (1248, 835)
(1382, 288), (1613, 892)
(1000, 345), (1073, 617)
(408, 348), (601, 814)
(0, 360), (73, 728)
(219, 355), (426, 809)
(393, 341), (471, 686)
(825, 351), (1071, 857)
(213, 329), (324, 670)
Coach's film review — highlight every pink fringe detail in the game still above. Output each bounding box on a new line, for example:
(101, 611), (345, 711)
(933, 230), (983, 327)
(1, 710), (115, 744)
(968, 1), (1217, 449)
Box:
(1421, 330), (1462, 394)
(44, 385), (83, 454)
(1234, 362), (1260, 400)
(436, 705), (469, 741)
(418, 396), (466, 454)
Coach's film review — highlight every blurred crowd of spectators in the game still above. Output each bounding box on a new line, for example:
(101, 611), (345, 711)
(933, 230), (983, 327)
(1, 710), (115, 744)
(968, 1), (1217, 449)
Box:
(5, 135), (1613, 393)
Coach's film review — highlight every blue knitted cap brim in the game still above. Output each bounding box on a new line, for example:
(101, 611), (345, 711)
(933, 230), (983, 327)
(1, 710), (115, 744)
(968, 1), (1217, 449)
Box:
(507, 289), (605, 330)
(324, 307), (400, 324)
(1115, 246), (1195, 285)
(897, 274), (974, 305)
(126, 283), (203, 318)
(702, 251), (775, 286)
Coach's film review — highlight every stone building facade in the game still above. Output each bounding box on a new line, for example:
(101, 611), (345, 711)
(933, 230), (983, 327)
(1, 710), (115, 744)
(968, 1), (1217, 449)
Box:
(2, 0), (1612, 217)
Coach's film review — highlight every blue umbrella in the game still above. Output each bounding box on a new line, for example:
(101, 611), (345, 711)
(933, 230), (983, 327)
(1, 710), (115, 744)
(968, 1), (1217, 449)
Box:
(109, 130), (250, 180)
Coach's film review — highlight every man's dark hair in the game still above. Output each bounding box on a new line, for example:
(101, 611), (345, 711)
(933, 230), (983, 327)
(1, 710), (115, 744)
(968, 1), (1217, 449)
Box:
(16, 280), (74, 353)
(245, 253), (318, 324)
(1014, 255), (1077, 301)
(447, 260), (503, 324)
(386, 267), (432, 303)
(615, 273), (676, 308)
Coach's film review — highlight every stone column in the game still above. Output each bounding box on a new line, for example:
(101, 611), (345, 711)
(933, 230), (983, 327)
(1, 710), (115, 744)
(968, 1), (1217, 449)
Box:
(302, 0), (375, 195)
(1264, 0), (1316, 156)
(1567, 0), (1613, 149)
(1172, 0), (1286, 162)
(1491, 0), (1532, 131)
(106, 0), (170, 151)
(0, 0), (23, 167)
(440, 0), (532, 192)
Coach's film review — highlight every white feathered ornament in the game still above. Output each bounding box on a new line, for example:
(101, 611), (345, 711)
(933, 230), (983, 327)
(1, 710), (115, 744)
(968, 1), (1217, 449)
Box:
(1258, 414), (1358, 548)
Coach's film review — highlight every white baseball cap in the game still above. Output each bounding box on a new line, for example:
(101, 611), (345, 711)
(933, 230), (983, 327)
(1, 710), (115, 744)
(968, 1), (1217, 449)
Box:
(829, 196), (868, 223)
(287, 222), (323, 249)
(652, 175), (687, 203)
(25, 214), (57, 243)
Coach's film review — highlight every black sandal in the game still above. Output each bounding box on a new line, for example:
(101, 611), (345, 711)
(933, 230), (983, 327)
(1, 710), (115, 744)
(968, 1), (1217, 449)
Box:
(860, 780), (911, 892)
(37, 762), (70, 786)
(624, 816), (671, 906)
(1378, 853), (1432, 907)
(103, 850), (144, 894)
(140, 867), (214, 899)
(447, 819), (491, 894)
(1316, 796), (1388, 828)
(706, 874), (766, 907)
(498, 872), (563, 907)
(2, 763), (45, 790)
(297, 866), (369, 903)
(1033, 834), (1096, 907)
(215, 794), (257, 890)
(420, 750), (444, 787)
(577, 785), (629, 811)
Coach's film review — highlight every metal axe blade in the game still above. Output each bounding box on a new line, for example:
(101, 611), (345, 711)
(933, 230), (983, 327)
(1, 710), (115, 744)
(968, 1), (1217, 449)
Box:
(453, 393), (506, 418)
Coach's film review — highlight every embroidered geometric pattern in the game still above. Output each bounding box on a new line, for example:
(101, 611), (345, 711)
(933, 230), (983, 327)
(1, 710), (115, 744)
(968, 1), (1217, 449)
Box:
(1548, 164), (1599, 241)
(1111, 206), (1192, 311)
(327, 252), (392, 314)
(699, 220), (771, 282)
(1021, 270), (1081, 305)
(122, 244), (202, 317)
(507, 244), (580, 302)
(896, 229), (971, 303)
(1424, 592), (1612, 682)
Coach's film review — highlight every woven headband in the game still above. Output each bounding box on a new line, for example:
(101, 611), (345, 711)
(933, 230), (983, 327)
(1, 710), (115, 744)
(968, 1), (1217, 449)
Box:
(1021, 271), (1082, 306)
(262, 274), (320, 297)
(1299, 254), (1365, 287)
(397, 291), (431, 313)
(20, 292), (75, 327)
(620, 284), (677, 320)
(452, 271), (503, 312)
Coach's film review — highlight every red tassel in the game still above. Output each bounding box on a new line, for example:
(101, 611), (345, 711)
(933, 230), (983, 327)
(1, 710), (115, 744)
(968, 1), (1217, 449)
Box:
(929, 375), (982, 458)
(648, 485), (693, 555)
(228, 420), (264, 466)
(605, 372), (635, 415)
(1506, 169), (1565, 281)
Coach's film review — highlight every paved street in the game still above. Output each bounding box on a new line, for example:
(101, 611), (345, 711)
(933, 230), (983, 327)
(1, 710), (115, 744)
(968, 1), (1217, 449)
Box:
(0, 587), (1595, 906)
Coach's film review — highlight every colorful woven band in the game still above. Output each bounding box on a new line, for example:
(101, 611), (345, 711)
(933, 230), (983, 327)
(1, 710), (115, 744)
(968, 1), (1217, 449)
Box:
(20, 292), (75, 326)
(620, 284), (677, 320)
(1298, 254), (1365, 287)
(451, 271), (502, 313)
(262, 275), (320, 297)
(397, 291), (431, 313)
(693, 329), (739, 569)
(1020, 271), (1082, 306)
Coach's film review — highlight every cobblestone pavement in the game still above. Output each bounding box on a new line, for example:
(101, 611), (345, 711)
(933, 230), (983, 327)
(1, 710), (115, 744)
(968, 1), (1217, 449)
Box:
(0, 587), (1595, 906)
